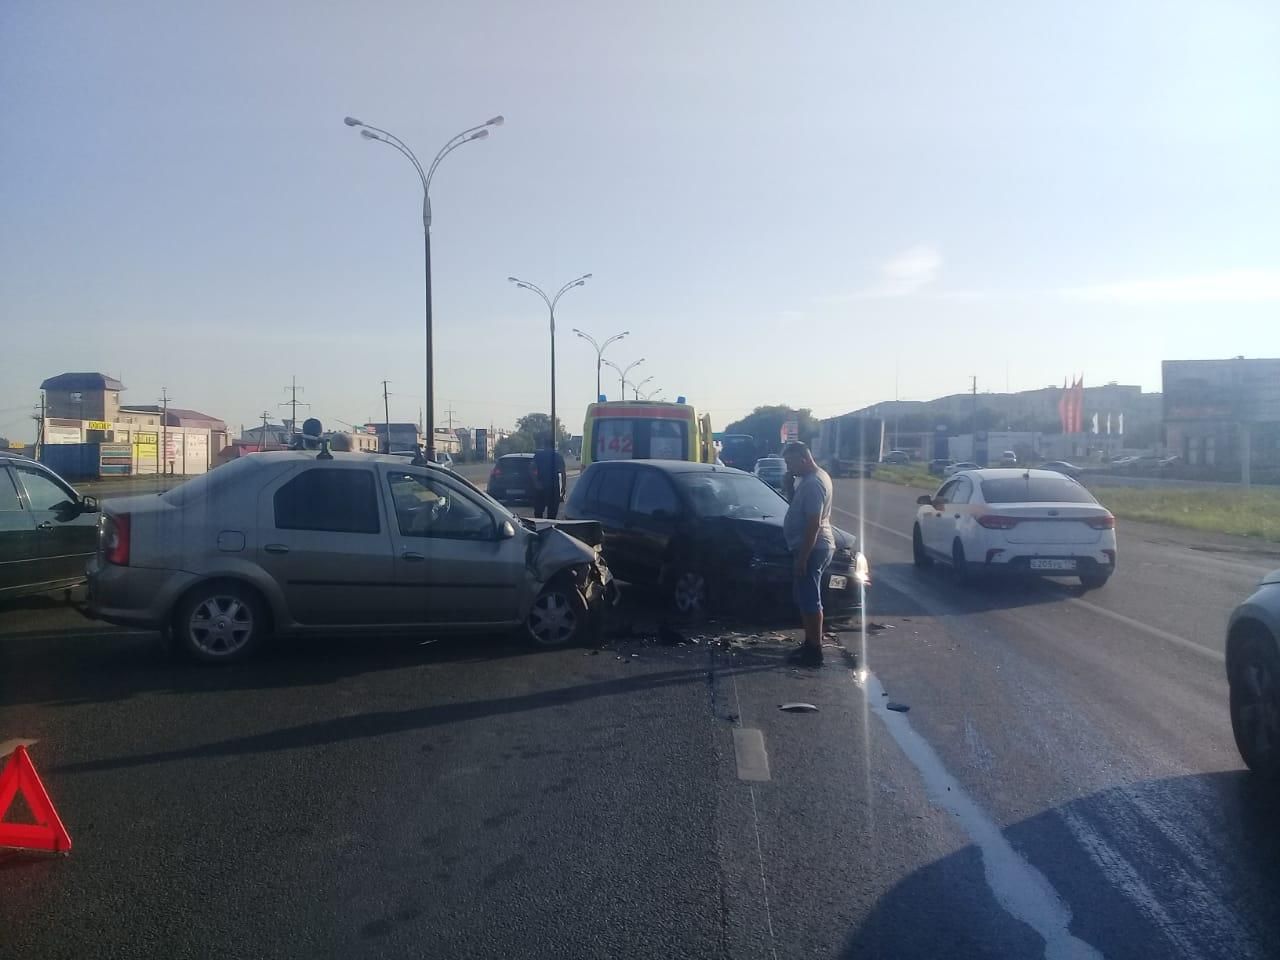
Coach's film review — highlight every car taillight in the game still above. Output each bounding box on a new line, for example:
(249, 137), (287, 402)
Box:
(103, 513), (130, 566)
(491, 468), (502, 479)
(1085, 514), (1116, 530)
(977, 515), (1021, 529)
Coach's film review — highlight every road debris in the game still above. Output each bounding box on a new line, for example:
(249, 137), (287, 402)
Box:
(779, 702), (819, 713)
(886, 702), (910, 712)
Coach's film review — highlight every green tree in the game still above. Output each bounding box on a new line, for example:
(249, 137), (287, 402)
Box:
(723, 406), (819, 456)
(494, 413), (572, 458)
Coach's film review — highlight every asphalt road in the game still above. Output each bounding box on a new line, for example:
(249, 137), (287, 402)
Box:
(2, 476), (1277, 959)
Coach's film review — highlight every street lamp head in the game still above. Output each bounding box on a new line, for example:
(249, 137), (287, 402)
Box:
(486, 115), (505, 127)
(468, 129), (490, 141)
(343, 116), (363, 127)
(360, 129), (379, 140)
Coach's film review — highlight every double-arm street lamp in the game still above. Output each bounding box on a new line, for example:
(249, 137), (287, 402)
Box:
(603, 358), (645, 398)
(344, 113), (503, 458)
(508, 274), (592, 451)
(632, 376), (654, 401)
(572, 328), (629, 401)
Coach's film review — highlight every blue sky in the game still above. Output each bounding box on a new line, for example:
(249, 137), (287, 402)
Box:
(3, 0), (1278, 442)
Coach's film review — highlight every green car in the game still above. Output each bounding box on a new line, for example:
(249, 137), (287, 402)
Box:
(0, 454), (100, 603)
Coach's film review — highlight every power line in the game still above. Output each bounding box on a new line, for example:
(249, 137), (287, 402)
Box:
(280, 376), (309, 436)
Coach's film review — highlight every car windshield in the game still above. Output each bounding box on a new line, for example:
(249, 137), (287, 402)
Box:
(981, 476), (1099, 504)
(677, 472), (783, 518)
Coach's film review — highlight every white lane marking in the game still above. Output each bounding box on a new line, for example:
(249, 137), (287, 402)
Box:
(1098, 786), (1259, 955)
(730, 674), (779, 960)
(1066, 597), (1224, 663)
(1057, 808), (1202, 960)
(732, 728), (771, 782)
(834, 504), (1225, 662)
(861, 669), (1103, 960)
(833, 506), (910, 542)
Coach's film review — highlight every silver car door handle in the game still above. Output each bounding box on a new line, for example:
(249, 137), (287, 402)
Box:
(264, 543), (290, 554)
(37, 521), (53, 530)
(402, 551), (426, 562)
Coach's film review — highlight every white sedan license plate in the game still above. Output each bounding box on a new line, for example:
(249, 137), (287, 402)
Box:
(828, 575), (849, 590)
(1030, 559), (1076, 571)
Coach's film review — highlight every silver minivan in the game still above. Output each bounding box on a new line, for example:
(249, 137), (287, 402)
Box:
(86, 451), (614, 662)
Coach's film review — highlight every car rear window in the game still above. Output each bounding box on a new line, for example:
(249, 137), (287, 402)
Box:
(980, 477), (1098, 504)
(162, 455), (260, 506)
(498, 456), (531, 474)
(274, 468), (381, 533)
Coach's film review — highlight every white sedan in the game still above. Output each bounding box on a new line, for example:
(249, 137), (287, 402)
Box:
(911, 468), (1117, 589)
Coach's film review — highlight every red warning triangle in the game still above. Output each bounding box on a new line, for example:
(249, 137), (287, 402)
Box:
(0, 746), (72, 853)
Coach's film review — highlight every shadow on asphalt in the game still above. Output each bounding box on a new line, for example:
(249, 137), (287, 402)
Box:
(49, 659), (777, 775)
(867, 561), (1092, 619)
(841, 771), (1280, 959)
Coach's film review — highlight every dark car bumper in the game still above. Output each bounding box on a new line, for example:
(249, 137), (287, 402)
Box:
(488, 484), (534, 504)
(721, 554), (867, 612)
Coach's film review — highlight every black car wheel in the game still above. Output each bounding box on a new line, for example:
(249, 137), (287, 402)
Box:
(951, 540), (969, 586)
(912, 525), (931, 568)
(173, 581), (268, 664)
(1230, 627), (1280, 780)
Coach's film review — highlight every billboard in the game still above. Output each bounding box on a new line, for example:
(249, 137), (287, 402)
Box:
(1163, 359), (1280, 423)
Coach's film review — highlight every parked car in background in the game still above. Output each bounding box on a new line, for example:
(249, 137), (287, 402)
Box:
(999, 450), (1018, 466)
(928, 458), (956, 476)
(943, 461), (980, 477)
(1040, 460), (1084, 480)
(565, 459), (869, 617)
(912, 468), (1117, 589)
(1226, 570), (1280, 780)
(0, 454), (100, 603)
(753, 456), (787, 491)
(487, 453), (536, 504)
(86, 451), (614, 662)
(882, 450), (911, 465)
(429, 451), (454, 470)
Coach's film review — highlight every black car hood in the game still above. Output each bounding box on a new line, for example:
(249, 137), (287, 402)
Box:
(695, 514), (857, 554)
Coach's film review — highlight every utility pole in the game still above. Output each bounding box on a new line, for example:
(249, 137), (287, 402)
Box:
(281, 376), (306, 437)
(160, 387), (171, 476)
(970, 376), (978, 461)
(444, 404), (457, 432)
(259, 411), (270, 448)
(381, 381), (392, 454)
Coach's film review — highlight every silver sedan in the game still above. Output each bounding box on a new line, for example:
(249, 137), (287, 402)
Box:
(87, 451), (614, 662)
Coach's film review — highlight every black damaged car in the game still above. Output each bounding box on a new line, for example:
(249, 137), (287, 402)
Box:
(565, 459), (869, 617)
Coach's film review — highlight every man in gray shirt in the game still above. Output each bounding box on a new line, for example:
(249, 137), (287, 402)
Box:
(782, 442), (835, 666)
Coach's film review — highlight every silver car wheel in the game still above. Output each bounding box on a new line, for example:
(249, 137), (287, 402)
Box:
(188, 595), (255, 657)
(673, 571), (707, 614)
(527, 589), (578, 647)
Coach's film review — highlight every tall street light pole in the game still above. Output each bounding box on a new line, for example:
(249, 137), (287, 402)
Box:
(603, 358), (645, 398)
(508, 274), (592, 452)
(572, 328), (629, 401)
(633, 376), (654, 401)
(345, 112), (503, 459)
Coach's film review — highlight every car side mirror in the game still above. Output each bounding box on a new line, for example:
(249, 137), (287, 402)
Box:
(916, 494), (933, 506)
(80, 495), (99, 514)
(498, 519), (517, 539)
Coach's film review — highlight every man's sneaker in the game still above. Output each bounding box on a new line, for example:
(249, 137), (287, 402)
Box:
(786, 645), (824, 668)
